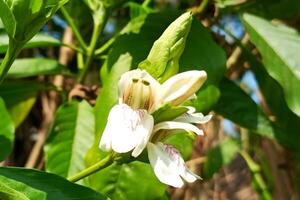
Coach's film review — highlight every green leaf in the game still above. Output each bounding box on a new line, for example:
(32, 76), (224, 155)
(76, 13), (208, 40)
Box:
(0, 81), (46, 127)
(87, 161), (166, 200)
(152, 104), (188, 124)
(214, 78), (299, 149)
(0, 175), (46, 200)
(7, 58), (69, 78)
(0, 33), (61, 53)
(239, 41), (300, 150)
(45, 100), (95, 184)
(6, 0), (69, 41)
(0, 97), (14, 161)
(188, 84), (221, 113)
(204, 139), (240, 179)
(0, 167), (108, 200)
(243, 13), (300, 117)
(126, 2), (153, 19)
(0, 0), (16, 37)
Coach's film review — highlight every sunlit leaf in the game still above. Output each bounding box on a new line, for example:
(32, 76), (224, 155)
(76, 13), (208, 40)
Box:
(204, 138), (240, 179)
(7, 58), (69, 78)
(45, 100), (95, 184)
(243, 13), (300, 117)
(0, 33), (61, 53)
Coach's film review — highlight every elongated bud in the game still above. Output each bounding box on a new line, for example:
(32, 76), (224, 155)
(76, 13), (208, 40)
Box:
(161, 70), (207, 106)
(139, 12), (192, 81)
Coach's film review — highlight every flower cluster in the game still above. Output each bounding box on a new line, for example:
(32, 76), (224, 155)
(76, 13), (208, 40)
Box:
(99, 69), (211, 188)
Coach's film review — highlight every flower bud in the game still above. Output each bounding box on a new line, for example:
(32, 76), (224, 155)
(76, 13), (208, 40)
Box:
(139, 12), (192, 81)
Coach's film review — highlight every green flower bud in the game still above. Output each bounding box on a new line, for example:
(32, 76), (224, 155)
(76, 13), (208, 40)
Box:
(139, 12), (192, 82)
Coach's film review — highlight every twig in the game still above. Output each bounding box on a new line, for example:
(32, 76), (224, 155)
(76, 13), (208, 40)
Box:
(226, 34), (249, 69)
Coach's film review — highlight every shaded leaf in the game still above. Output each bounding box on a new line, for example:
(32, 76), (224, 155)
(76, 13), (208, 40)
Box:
(214, 78), (299, 148)
(204, 139), (240, 179)
(243, 13), (300, 117)
(0, 81), (46, 127)
(0, 167), (108, 200)
(0, 97), (14, 161)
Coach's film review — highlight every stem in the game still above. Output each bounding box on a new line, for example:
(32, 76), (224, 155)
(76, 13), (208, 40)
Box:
(62, 43), (85, 54)
(240, 150), (272, 200)
(61, 6), (87, 50)
(142, 0), (151, 7)
(197, 0), (209, 14)
(67, 154), (114, 182)
(94, 36), (116, 56)
(0, 40), (23, 84)
(78, 8), (107, 83)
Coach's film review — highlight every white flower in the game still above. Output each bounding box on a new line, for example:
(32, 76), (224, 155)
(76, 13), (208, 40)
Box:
(99, 69), (207, 157)
(147, 142), (201, 188)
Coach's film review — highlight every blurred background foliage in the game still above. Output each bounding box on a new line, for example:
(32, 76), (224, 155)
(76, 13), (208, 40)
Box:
(1, 0), (300, 199)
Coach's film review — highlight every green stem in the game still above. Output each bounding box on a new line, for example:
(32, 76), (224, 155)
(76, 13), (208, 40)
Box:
(0, 40), (23, 84)
(142, 0), (151, 7)
(240, 150), (272, 200)
(61, 6), (87, 50)
(197, 0), (209, 14)
(94, 36), (116, 56)
(67, 154), (114, 182)
(78, 8), (107, 83)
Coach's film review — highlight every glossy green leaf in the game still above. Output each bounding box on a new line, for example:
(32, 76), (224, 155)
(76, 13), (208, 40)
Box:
(7, 58), (69, 78)
(188, 84), (221, 113)
(204, 138), (240, 179)
(87, 161), (166, 200)
(45, 100), (95, 184)
(0, 33), (61, 53)
(0, 97), (14, 161)
(243, 13), (300, 117)
(0, 81), (46, 127)
(0, 167), (108, 200)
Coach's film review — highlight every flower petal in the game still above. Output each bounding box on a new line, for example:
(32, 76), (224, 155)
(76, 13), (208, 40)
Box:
(153, 121), (204, 135)
(131, 113), (154, 157)
(160, 70), (207, 106)
(147, 142), (184, 188)
(179, 167), (202, 183)
(175, 113), (212, 124)
(99, 104), (154, 154)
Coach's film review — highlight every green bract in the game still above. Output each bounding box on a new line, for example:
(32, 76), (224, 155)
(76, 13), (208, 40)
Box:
(139, 12), (192, 82)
